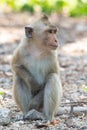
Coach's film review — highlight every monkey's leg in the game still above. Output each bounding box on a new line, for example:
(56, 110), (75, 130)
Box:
(14, 65), (33, 86)
(13, 75), (32, 114)
(44, 73), (62, 121)
(14, 66), (44, 110)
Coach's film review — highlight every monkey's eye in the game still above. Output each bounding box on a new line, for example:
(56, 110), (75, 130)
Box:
(28, 28), (33, 33)
(48, 29), (52, 33)
(28, 30), (31, 33)
(54, 29), (57, 34)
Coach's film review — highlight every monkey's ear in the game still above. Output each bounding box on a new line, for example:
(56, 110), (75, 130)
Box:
(25, 26), (33, 38)
(41, 14), (48, 21)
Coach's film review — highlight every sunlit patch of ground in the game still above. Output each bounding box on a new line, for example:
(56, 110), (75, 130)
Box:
(61, 38), (87, 56)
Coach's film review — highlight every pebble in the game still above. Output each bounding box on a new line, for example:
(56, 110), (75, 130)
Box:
(0, 108), (10, 125)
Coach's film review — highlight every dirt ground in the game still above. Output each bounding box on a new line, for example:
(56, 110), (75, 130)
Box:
(0, 13), (87, 130)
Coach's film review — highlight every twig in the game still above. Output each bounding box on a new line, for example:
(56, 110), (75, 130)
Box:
(61, 101), (87, 106)
(2, 71), (12, 78)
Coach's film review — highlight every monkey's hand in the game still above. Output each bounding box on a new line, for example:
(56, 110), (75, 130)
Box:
(29, 89), (44, 111)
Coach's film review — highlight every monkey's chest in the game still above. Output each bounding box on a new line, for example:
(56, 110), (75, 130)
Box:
(28, 58), (51, 85)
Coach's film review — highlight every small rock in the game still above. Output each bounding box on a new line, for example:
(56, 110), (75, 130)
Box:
(13, 121), (24, 128)
(80, 126), (87, 130)
(0, 108), (10, 125)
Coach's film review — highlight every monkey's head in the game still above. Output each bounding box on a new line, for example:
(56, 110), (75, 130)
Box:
(25, 14), (58, 50)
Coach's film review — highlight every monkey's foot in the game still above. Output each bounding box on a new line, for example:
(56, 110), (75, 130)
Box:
(24, 109), (45, 120)
(50, 119), (60, 125)
(45, 119), (60, 126)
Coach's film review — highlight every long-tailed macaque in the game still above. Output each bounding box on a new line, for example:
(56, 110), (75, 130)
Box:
(11, 15), (62, 121)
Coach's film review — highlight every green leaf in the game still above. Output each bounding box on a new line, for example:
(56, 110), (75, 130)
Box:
(82, 85), (87, 92)
(0, 91), (5, 95)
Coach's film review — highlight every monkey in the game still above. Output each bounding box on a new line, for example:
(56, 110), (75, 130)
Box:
(11, 15), (62, 121)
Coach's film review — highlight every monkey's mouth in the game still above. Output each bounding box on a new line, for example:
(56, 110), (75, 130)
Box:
(49, 45), (58, 50)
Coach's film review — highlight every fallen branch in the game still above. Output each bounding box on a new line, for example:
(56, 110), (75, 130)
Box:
(57, 106), (87, 115)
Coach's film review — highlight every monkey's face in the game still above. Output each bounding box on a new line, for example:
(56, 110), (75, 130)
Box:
(25, 15), (58, 50)
(42, 27), (58, 50)
(25, 26), (58, 50)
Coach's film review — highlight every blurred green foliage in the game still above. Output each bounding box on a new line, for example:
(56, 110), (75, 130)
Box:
(82, 85), (87, 92)
(0, 91), (5, 95)
(0, 0), (87, 16)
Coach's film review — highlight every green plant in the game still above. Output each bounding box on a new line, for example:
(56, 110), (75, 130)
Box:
(0, 0), (87, 16)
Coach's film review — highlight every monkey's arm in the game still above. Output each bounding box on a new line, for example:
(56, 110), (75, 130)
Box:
(11, 50), (34, 89)
(13, 64), (44, 111)
(14, 65), (32, 85)
(44, 72), (62, 120)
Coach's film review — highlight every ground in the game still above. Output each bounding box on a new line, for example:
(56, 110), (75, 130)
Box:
(0, 13), (87, 130)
